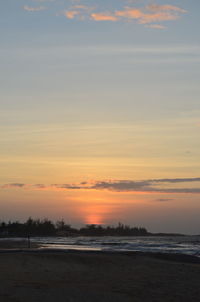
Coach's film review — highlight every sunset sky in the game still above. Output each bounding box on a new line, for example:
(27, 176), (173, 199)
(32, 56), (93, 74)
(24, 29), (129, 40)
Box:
(0, 0), (200, 234)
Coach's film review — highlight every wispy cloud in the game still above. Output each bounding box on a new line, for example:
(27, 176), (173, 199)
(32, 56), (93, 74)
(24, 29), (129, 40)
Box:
(146, 24), (166, 29)
(149, 177), (200, 183)
(64, 3), (95, 20)
(1, 183), (26, 189)
(85, 178), (200, 193)
(114, 5), (186, 24)
(65, 10), (80, 19)
(64, 2), (187, 27)
(91, 13), (118, 22)
(146, 4), (187, 13)
(23, 5), (46, 12)
(1, 177), (200, 194)
(22, 1), (187, 28)
(156, 198), (174, 202)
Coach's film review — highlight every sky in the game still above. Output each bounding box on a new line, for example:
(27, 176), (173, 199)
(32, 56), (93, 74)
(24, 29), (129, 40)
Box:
(0, 0), (200, 234)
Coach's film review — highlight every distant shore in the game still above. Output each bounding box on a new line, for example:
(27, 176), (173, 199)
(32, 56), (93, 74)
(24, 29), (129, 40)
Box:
(0, 240), (200, 302)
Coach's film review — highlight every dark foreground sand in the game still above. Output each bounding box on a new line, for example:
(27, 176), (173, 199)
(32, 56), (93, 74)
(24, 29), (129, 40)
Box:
(0, 246), (200, 302)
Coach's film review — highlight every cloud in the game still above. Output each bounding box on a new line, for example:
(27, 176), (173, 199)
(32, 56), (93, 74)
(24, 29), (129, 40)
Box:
(115, 6), (185, 24)
(63, 3), (187, 27)
(53, 184), (83, 190)
(23, 1), (187, 28)
(1, 183), (26, 189)
(138, 11), (180, 24)
(71, 5), (95, 12)
(33, 184), (47, 189)
(23, 5), (46, 12)
(115, 8), (143, 19)
(161, 188), (200, 194)
(91, 180), (150, 191)
(146, 4), (187, 14)
(1, 177), (200, 194)
(87, 178), (200, 193)
(65, 4), (96, 20)
(65, 10), (80, 19)
(156, 198), (174, 202)
(147, 24), (166, 29)
(150, 177), (200, 183)
(91, 13), (118, 22)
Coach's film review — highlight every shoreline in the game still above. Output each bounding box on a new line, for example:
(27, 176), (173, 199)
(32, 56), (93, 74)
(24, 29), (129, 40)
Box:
(0, 238), (200, 264)
(0, 248), (200, 263)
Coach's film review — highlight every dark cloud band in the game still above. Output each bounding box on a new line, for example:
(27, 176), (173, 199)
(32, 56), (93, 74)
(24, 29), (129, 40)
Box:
(1, 177), (200, 194)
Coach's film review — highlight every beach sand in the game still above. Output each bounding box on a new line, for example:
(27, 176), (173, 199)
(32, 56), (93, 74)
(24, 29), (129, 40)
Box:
(0, 239), (39, 250)
(0, 247), (200, 302)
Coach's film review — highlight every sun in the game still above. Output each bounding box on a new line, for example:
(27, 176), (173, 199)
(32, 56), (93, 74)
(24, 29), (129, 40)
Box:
(85, 214), (103, 225)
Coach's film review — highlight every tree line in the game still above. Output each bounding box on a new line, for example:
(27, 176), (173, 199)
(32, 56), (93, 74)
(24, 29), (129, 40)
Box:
(0, 218), (149, 237)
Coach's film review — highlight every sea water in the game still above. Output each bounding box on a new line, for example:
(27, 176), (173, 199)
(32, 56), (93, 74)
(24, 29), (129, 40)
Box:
(1, 235), (200, 256)
(27, 235), (200, 256)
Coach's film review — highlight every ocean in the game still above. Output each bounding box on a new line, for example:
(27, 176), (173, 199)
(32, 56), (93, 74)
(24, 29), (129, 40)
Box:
(26, 235), (200, 256)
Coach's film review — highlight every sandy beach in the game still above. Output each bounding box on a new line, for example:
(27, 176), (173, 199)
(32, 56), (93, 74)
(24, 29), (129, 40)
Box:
(0, 241), (200, 302)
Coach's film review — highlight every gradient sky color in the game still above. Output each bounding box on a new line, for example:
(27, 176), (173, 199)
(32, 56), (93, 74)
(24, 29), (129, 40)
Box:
(0, 0), (200, 234)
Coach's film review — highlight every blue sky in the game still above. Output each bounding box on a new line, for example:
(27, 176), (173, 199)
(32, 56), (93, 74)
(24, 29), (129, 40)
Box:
(1, 0), (200, 124)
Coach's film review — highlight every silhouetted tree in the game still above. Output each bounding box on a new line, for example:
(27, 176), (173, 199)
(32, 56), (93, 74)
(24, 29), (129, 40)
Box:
(0, 218), (149, 237)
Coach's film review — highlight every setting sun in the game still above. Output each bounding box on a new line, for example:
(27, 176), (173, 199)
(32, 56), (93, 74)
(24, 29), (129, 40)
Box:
(85, 214), (103, 225)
